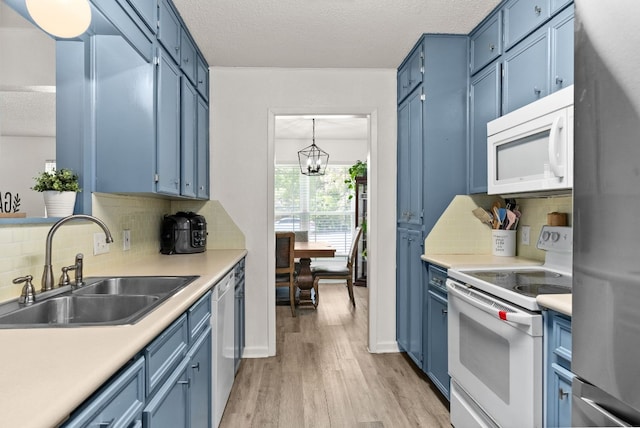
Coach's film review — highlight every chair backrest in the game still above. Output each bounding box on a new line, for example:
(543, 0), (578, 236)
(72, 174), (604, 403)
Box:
(275, 232), (295, 273)
(346, 227), (363, 269)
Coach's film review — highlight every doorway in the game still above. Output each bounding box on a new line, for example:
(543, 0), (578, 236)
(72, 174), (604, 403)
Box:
(268, 111), (371, 353)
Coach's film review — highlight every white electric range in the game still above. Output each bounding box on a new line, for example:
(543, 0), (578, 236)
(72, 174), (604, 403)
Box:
(446, 225), (572, 428)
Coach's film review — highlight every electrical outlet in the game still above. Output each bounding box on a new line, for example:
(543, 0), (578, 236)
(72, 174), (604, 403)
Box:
(521, 225), (531, 246)
(123, 230), (131, 251)
(93, 232), (110, 255)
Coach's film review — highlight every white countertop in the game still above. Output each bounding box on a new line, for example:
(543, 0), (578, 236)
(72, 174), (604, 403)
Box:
(0, 250), (246, 428)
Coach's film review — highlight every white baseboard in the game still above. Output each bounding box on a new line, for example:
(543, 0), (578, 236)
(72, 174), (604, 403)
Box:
(368, 341), (400, 354)
(240, 345), (271, 358)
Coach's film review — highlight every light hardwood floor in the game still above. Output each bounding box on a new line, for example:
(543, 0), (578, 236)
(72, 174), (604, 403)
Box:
(220, 282), (451, 427)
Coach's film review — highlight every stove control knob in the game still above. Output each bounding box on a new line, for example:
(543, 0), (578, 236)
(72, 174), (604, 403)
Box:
(551, 232), (560, 242)
(542, 231), (551, 241)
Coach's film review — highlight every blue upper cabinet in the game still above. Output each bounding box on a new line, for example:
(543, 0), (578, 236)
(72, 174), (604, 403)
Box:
(180, 29), (197, 85)
(156, 49), (182, 196)
(469, 61), (501, 194)
(181, 79), (198, 198)
(503, 0), (551, 50)
(550, 5), (574, 92)
(158, 0), (181, 63)
(398, 44), (423, 103)
(502, 24), (549, 114)
(124, 0), (157, 34)
(397, 87), (423, 227)
(469, 11), (502, 75)
(90, 0), (210, 200)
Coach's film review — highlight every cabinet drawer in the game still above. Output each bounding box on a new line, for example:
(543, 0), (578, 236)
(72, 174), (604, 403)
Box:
(470, 12), (502, 75)
(551, 312), (572, 366)
(158, 0), (181, 63)
(188, 290), (211, 343)
(504, 0), (551, 50)
(428, 264), (447, 293)
(145, 314), (189, 397)
(63, 357), (145, 428)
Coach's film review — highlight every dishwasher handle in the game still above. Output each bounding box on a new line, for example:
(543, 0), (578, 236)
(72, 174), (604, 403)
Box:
(447, 280), (533, 327)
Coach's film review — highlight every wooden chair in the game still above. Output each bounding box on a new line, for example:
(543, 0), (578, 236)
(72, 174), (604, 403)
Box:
(275, 231), (296, 316)
(311, 227), (363, 308)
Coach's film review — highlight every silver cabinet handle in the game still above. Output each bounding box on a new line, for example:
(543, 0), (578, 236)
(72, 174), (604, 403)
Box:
(555, 76), (564, 85)
(191, 362), (200, 372)
(559, 387), (569, 400)
(442, 308), (448, 315)
(534, 5), (542, 15)
(177, 379), (190, 386)
(534, 86), (542, 95)
(489, 44), (495, 52)
(98, 419), (115, 428)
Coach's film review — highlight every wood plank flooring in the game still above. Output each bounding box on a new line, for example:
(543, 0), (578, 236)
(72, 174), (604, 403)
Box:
(220, 282), (451, 427)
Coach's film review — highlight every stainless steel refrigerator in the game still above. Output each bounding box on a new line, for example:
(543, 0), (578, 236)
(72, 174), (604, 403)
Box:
(573, 0), (640, 425)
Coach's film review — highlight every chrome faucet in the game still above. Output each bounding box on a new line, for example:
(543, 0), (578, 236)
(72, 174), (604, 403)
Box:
(41, 215), (114, 292)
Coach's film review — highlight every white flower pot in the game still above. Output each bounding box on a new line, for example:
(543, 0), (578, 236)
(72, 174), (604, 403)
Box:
(43, 191), (76, 218)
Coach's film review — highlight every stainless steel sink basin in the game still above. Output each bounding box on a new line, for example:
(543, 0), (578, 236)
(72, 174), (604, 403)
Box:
(0, 275), (199, 328)
(0, 295), (158, 327)
(75, 276), (197, 297)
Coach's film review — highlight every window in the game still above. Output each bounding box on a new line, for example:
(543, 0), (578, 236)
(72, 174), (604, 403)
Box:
(274, 165), (354, 256)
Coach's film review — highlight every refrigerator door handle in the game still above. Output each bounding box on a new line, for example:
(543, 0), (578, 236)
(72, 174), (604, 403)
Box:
(573, 377), (640, 427)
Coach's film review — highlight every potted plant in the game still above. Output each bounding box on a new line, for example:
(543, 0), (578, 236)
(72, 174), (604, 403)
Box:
(32, 168), (81, 217)
(344, 160), (367, 200)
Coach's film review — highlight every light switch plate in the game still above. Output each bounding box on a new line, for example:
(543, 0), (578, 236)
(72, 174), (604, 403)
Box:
(123, 230), (131, 251)
(521, 225), (531, 246)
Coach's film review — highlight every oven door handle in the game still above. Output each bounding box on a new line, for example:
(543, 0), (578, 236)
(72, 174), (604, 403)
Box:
(447, 283), (533, 327)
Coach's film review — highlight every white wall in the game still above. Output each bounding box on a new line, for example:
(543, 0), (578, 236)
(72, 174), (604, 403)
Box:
(210, 67), (398, 356)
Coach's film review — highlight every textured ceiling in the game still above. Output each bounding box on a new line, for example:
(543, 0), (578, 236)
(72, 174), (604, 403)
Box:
(172, 0), (500, 68)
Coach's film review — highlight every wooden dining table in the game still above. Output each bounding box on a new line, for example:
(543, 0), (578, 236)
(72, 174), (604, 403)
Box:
(294, 241), (336, 305)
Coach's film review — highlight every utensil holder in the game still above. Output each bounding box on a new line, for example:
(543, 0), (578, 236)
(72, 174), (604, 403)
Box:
(492, 230), (516, 257)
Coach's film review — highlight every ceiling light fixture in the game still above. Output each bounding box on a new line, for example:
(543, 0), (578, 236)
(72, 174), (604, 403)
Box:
(298, 118), (329, 176)
(26, 0), (92, 39)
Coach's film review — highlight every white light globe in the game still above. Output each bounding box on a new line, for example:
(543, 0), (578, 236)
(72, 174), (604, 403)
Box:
(26, 0), (92, 39)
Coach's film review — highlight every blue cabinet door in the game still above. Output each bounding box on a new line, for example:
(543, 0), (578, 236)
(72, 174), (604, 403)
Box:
(156, 48), (182, 195)
(181, 79), (197, 198)
(158, 0), (181, 63)
(196, 96), (210, 199)
(503, 0), (551, 50)
(503, 25), (549, 114)
(427, 288), (450, 399)
(398, 43), (422, 102)
(469, 61), (501, 194)
(180, 28), (197, 84)
(124, 0), (157, 34)
(397, 87), (423, 226)
(550, 5), (574, 93)
(143, 358), (190, 428)
(188, 327), (212, 428)
(94, 34), (155, 194)
(470, 11), (502, 75)
(396, 227), (423, 367)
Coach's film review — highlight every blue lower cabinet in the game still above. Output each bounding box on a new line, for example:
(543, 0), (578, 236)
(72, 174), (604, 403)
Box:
(188, 326), (213, 428)
(544, 309), (573, 427)
(62, 357), (145, 428)
(143, 358), (190, 427)
(424, 264), (450, 400)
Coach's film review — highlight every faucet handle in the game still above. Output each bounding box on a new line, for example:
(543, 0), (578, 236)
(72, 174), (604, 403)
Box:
(74, 253), (84, 286)
(59, 265), (76, 287)
(13, 275), (36, 305)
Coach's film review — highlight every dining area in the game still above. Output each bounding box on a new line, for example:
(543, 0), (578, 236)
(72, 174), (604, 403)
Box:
(275, 227), (362, 316)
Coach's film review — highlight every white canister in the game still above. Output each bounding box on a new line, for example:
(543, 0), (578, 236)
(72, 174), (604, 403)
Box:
(492, 229), (516, 257)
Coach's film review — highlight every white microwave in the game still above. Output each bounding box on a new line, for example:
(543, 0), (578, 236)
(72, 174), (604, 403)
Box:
(487, 85), (574, 195)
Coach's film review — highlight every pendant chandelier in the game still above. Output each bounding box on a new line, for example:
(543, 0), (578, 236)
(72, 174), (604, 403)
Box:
(298, 118), (329, 176)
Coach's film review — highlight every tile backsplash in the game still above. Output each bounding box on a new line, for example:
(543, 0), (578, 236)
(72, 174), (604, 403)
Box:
(424, 194), (573, 261)
(0, 193), (245, 302)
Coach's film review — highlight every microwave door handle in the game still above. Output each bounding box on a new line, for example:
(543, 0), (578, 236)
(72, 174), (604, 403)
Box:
(447, 283), (532, 327)
(548, 115), (565, 178)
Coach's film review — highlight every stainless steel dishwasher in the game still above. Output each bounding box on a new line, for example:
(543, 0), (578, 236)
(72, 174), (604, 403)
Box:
(212, 270), (235, 427)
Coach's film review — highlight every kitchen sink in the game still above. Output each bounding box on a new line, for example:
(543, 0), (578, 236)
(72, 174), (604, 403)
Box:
(0, 275), (199, 328)
(75, 276), (198, 297)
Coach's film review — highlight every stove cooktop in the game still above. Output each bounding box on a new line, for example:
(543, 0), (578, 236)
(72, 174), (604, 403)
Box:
(464, 270), (572, 297)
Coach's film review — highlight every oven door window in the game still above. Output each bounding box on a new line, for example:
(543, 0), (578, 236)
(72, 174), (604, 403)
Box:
(460, 313), (510, 403)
